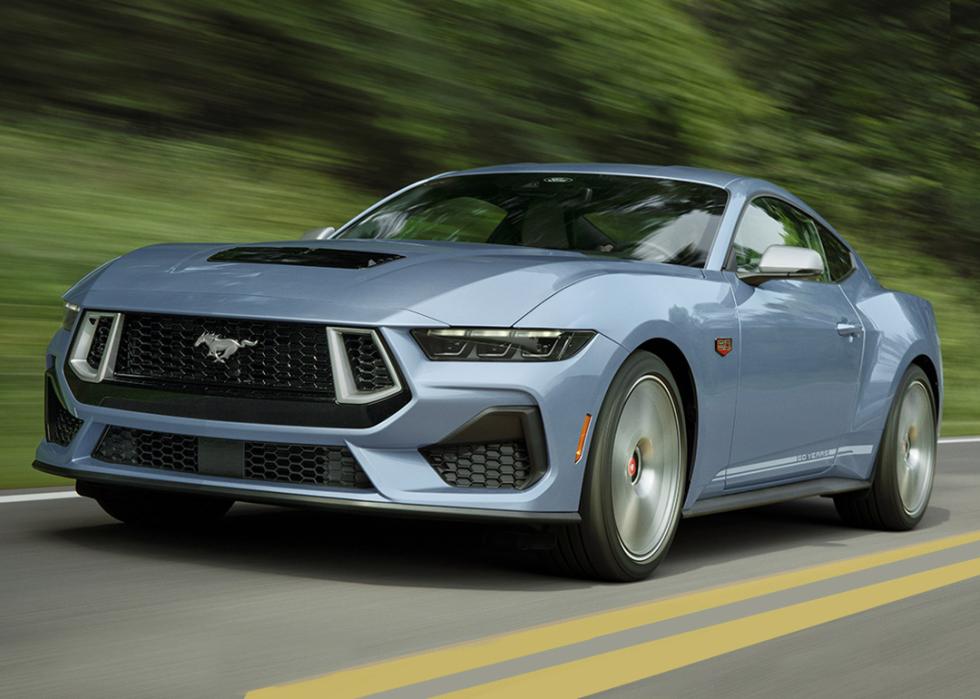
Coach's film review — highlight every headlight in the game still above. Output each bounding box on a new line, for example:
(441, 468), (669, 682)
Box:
(62, 303), (81, 332)
(412, 328), (595, 361)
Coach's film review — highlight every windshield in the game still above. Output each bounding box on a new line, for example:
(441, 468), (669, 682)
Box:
(337, 173), (728, 268)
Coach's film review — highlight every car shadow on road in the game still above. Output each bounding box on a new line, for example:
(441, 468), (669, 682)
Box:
(662, 498), (950, 578)
(47, 494), (952, 590)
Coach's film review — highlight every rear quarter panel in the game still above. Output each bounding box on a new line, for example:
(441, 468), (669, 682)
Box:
(836, 260), (943, 480)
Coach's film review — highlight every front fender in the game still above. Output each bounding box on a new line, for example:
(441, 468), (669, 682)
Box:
(516, 269), (740, 505)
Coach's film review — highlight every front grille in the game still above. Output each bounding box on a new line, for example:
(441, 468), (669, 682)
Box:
(86, 316), (113, 370)
(45, 382), (83, 446)
(343, 333), (395, 392)
(422, 441), (532, 489)
(94, 426), (199, 472)
(244, 442), (371, 488)
(93, 425), (371, 489)
(113, 313), (334, 399)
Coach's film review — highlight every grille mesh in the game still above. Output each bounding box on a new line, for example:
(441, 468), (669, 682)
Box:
(94, 426), (199, 472)
(244, 442), (371, 488)
(422, 441), (532, 489)
(343, 333), (395, 392)
(114, 313), (334, 398)
(46, 383), (83, 446)
(86, 316), (113, 370)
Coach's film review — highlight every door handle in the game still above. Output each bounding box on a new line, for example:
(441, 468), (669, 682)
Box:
(836, 322), (863, 337)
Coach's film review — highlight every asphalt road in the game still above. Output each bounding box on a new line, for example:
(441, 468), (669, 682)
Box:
(2, 440), (978, 698)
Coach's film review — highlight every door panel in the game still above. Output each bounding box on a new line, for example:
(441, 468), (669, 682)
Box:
(723, 196), (863, 490)
(725, 277), (863, 488)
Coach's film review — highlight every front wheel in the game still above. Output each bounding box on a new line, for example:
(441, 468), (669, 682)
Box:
(551, 352), (687, 581)
(834, 365), (937, 530)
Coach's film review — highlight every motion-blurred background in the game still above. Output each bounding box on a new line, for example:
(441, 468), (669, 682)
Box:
(1, 1), (976, 487)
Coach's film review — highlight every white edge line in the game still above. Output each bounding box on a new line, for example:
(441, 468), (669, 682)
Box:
(940, 436), (980, 444)
(0, 492), (79, 504)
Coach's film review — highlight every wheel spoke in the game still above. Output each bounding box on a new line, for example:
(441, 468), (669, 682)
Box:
(611, 375), (682, 561)
(895, 380), (935, 516)
(898, 460), (913, 502)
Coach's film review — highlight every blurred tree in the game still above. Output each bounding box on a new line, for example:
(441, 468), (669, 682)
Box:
(0, 0), (973, 260)
(695, 0), (976, 270)
(1, 1), (765, 178)
(948, 1), (980, 266)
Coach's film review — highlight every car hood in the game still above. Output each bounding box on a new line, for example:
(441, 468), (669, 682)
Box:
(68, 239), (641, 327)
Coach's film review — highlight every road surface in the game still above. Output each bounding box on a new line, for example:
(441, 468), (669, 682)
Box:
(2, 439), (978, 698)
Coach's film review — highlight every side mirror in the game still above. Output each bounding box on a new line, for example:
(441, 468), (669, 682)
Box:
(301, 226), (336, 241)
(738, 245), (824, 286)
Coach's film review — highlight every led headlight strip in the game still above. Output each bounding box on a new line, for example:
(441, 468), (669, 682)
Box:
(412, 328), (595, 361)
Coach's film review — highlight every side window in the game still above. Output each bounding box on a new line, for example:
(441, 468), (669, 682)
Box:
(732, 197), (828, 281)
(817, 225), (854, 282)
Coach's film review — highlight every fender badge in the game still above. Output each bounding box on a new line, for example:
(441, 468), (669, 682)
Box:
(715, 338), (733, 357)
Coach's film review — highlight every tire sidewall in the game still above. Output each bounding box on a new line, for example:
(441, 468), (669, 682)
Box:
(874, 365), (937, 528)
(580, 352), (688, 580)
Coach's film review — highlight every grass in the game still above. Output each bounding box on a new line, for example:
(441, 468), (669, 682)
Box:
(1, 122), (976, 488)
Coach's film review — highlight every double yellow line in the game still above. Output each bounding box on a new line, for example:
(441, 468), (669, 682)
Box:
(248, 531), (980, 698)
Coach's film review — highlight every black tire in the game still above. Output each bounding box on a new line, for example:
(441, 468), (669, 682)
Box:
(834, 365), (937, 530)
(550, 352), (688, 582)
(77, 480), (233, 528)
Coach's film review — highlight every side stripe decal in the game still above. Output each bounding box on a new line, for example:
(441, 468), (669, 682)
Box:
(711, 444), (875, 483)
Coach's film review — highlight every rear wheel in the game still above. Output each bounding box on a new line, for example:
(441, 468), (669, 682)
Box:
(551, 352), (687, 581)
(834, 365), (937, 530)
(77, 481), (233, 528)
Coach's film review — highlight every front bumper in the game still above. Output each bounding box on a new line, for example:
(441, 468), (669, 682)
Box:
(33, 460), (579, 523)
(37, 322), (626, 520)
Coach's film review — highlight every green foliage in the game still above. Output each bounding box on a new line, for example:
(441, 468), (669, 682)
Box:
(0, 1), (976, 487)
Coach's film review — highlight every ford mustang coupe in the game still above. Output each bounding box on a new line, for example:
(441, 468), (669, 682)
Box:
(36, 164), (942, 581)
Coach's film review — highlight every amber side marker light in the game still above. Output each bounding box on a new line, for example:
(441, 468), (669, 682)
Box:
(574, 414), (593, 463)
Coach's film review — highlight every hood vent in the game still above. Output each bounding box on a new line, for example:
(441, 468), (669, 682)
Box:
(208, 246), (403, 269)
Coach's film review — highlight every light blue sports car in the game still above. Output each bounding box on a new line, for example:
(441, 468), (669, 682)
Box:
(36, 164), (942, 581)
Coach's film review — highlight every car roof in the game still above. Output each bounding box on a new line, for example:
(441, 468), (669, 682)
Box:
(440, 163), (742, 188)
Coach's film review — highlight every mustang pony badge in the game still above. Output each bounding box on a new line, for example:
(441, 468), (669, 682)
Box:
(194, 332), (258, 363)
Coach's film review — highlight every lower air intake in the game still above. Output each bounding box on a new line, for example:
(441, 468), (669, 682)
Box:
(45, 381), (83, 446)
(244, 442), (371, 488)
(92, 425), (372, 489)
(94, 426), (199, 472)
(422, 441), (532, 489)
